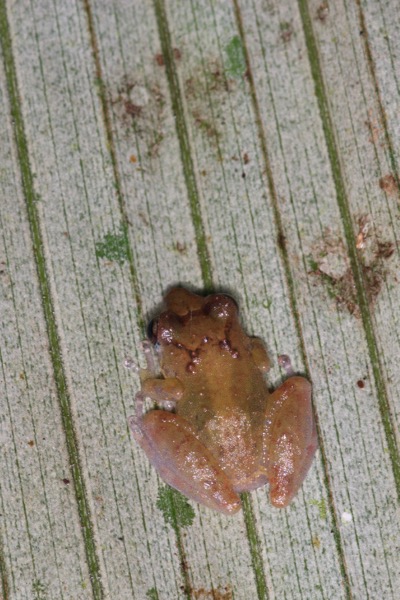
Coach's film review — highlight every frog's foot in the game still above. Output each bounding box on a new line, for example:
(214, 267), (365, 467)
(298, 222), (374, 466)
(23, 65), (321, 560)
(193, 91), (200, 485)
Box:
(265, 376), (318, 507)
(128, 410), (241, 515)
(142, 340), (157, 375)
(125, 341), (160, 380)
(124, 356), (140, 373)
(140, 377), (184, 411)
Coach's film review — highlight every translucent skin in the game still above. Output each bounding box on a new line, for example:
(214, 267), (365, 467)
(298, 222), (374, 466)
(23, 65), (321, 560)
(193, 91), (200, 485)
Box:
(129, 288), (317, 515)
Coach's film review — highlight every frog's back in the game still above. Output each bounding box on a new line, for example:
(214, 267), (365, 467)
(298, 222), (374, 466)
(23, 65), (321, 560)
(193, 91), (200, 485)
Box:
(177, 333), (269, 489)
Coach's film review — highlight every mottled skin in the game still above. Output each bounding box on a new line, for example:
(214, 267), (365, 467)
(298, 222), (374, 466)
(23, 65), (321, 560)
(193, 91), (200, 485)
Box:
(129, 287), (317, 515)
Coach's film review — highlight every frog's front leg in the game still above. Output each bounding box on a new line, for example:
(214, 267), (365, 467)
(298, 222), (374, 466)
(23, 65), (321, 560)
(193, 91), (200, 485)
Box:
(264, 363), (317, 507)
(250, 337), (271, 373)
(128, 379), (241, 515)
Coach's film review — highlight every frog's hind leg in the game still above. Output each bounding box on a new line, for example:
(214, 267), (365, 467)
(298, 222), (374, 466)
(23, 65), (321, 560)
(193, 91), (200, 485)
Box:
(128, 409), (241, 515)
(264, 372), (317, 508)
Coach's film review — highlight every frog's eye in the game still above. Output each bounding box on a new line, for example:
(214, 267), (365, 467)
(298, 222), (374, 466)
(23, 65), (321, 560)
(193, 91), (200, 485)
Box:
(146, 318), (158, 344)
(148, 313), (181, 345)
(203, 293), (238, 320)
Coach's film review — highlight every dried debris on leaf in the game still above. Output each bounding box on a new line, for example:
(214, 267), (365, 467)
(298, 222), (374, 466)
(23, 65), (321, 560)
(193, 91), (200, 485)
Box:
(379, 173), (399, 197)
(110, 75), (166, 158)
(190, 585), (233, 600)
(184, 59), (233, 146)
(309, 216), (396, 317)
(184, 36), (246, 150)
(280, 21), (294, 44)
(316, 2), (329, 22)
(154, 47), (182, 66)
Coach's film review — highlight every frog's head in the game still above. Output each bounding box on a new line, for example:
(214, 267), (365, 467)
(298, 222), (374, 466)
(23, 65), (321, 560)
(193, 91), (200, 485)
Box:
(146, 287), (240, 377)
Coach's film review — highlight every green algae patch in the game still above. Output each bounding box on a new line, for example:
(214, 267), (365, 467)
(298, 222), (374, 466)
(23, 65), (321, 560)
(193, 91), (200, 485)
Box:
(225, 35), (246, 79)
(157, 486), (195, 528)
(95, 229), (129, 265)
(309, 498), (327, 520)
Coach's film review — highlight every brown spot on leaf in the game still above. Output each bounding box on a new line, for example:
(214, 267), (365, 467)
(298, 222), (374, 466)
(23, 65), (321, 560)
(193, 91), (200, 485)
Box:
(309, 223), (396, 317)
(175, 241), (187, 254)
(192, 111), (220, 140)
(155, 48), (181, 66)
(280, 22), (293, 43)
(365, 109), (383, 145)
(138, 210), (150, 227)
(277, 231), (287, 252)
(110, 75), (165, 157)
(356, 214), (370, 249)
(173, 47), (182, 61)
(184, 57), (235, 148)
(191, 586), (233, 600)
(376, 240), (395, 259)
(316, 2), (329, 22)
(379, 173), (398, 196)
(312, 535), (321, 548)
(124, 100), (142, 118)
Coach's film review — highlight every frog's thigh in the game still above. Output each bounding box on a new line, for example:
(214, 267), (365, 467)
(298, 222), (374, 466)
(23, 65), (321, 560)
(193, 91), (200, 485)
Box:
(250, 337), (270, 372)
(266, 376), (317, 507)
(130, 410), (241, 515)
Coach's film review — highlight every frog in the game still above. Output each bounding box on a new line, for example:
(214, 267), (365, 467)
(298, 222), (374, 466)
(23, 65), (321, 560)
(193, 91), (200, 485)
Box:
(128, 287), (317, 515)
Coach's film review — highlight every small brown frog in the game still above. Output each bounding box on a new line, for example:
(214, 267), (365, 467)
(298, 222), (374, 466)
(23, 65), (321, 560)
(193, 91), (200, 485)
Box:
(129, 287), (317, 514)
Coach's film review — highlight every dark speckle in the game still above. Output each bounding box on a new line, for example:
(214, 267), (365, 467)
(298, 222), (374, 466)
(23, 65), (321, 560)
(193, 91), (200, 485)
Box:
(173, 48), (182, 61)
(124, 100), (142, 118)
(376, 241), (395, 259)
(277, 231), (287, 252)
(316, 2), (329, 22)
